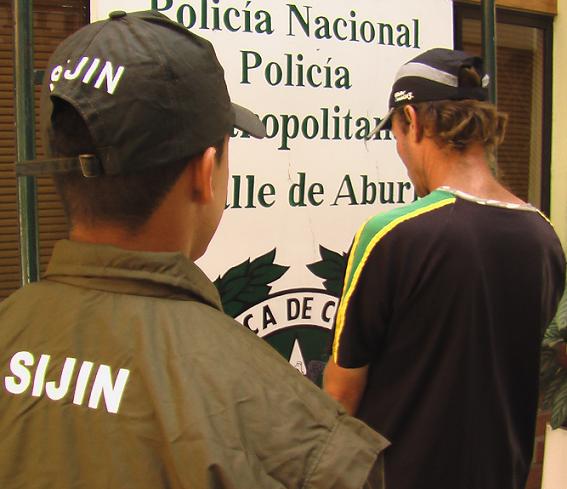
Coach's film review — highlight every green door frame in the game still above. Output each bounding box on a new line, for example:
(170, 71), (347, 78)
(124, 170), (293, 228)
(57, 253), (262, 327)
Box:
(13, 0), (40, 285)
(481, 0), (498, 104)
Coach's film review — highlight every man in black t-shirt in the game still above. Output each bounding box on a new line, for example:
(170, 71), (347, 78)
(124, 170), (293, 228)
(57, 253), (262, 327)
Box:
(323, 48), (566, 489)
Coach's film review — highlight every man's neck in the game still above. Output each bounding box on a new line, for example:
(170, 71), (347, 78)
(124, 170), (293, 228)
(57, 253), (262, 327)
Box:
(68, 169), (208, 260)
(424, 144), (525, 205)
(69, 224), (186, 254)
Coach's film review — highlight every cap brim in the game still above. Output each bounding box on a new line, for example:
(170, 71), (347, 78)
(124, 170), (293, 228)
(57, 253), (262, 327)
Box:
(233, 103), (266, 139)
(365, 108), (394, 141)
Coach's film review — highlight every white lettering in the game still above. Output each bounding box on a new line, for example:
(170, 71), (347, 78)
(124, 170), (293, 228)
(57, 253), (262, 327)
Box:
(49, 65), (63, 91)
(5, 351), (34, 394)
(45, 357), (77, 401)
(93, 62), (125, 95)
(82, 58), (101, 84)
(394, 90), (414, 102)
(73, 361), (94, 406)
(64, 57), (89, 80)
(5, 351), (130, 414)
(31, 354), (51, 397)
(88, 366), (130, 414)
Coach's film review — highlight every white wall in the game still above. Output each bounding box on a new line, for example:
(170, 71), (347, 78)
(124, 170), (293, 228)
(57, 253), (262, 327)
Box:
(542, 425), (567, 489)
(551, 0), (567, 248)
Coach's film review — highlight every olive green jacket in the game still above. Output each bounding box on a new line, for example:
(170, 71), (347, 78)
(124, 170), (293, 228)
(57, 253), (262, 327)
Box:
(0, 240), (388, 488)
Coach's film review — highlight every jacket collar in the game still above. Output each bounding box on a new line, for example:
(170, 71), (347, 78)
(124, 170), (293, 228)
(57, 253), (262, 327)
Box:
(45, 240), (222, 310)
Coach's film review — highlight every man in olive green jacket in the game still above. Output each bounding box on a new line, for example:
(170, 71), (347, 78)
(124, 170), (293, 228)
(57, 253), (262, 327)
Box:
(0, 10), (388, 489)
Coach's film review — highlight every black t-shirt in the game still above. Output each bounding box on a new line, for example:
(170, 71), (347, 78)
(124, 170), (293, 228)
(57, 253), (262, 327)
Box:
(332, 188), (566, 489)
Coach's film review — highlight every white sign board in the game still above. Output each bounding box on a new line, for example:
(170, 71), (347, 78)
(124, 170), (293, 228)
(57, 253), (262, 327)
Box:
(90, 0), (453, 382)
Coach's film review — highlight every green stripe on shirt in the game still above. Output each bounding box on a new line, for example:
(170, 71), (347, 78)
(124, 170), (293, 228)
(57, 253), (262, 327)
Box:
(333, 189), (456, 363)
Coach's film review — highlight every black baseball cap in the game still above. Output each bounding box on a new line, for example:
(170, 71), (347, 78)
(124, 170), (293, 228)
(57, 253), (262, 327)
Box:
(367, 48), (489, 139)
(17, 10), (266, 177)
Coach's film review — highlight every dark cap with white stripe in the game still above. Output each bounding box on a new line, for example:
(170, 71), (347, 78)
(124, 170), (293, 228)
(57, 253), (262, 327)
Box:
(367, 48), (489, 139)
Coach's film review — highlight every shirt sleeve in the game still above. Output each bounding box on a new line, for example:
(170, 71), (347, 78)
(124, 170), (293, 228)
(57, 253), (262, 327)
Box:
(331, 219), (399, 368)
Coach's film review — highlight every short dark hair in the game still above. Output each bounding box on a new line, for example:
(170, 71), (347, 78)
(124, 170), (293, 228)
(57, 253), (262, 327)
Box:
(392, 65), (507, 154)
(50, 99), (225, 232)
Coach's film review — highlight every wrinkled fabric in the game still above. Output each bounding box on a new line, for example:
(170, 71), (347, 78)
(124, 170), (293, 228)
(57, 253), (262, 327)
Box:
(0, 240), (389, 489)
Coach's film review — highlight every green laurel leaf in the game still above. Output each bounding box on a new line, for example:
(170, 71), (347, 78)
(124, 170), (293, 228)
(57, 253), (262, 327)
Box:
(223, 300), (247, 318)
(321, 245), (347, 268)
(553, 288), (567, 333)
(219, 276), (251, 304)
(542, 370), (563, 410)
(307, 245), (348, 297)
(541, 347), (561, 387)
(307, 261), (336, 280)
(550, 373), (567, 429)
(237, 285), (271, 304)
(252, 249), (276, 268)
(250, 264), (288, 284)
(214, 249), (288, 318)
(543, 318), (561, 346)
(215, 260), (251, 302)
(541, 278), (567, 429)
(218, 259), (250, 285)
(324, 279), (344, 296)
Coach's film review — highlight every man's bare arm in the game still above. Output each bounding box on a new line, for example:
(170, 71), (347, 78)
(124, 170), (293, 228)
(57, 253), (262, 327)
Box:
(323, 359), (369, 415)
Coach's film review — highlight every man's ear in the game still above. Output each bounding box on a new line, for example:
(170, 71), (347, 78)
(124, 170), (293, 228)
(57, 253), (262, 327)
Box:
(404, 105), (421, 143)
(187, 146), (217, 204)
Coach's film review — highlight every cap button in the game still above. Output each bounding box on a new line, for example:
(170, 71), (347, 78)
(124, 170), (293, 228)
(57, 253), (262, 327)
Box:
(109, 11), (127, 19)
